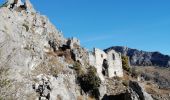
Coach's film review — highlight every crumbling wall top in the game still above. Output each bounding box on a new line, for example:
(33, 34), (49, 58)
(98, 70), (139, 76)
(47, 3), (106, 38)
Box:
(4, 0), (35, 12)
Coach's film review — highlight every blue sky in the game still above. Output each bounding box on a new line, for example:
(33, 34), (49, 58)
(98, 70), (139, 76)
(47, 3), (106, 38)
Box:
(0, 0), (170, 55)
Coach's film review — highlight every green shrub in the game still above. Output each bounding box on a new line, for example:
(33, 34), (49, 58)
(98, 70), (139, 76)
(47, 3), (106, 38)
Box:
(50, 66), (60, 77)
(0, 67), (11, 88)
(131, 67), (140, 78)
(73, 63), (101, 99)
(122, 56), (131, 72)
(22, 24), (29, 32)
(0, 67), (11, 99)
(77, 66), (101, 99)
(73, 62), (83, 76)
(0, 78), (10, 88)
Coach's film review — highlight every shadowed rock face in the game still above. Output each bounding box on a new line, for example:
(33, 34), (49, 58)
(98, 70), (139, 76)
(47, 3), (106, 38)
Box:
(102, 93), (131, 100)
(104, 46), (170, 67)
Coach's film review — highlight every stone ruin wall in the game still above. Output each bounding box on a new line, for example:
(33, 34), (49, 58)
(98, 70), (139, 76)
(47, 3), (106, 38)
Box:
(6, 0), (35, 12)
(94, 48), (107, 81)
(89, 48), (123, 81)
(107, 50), (123, 77)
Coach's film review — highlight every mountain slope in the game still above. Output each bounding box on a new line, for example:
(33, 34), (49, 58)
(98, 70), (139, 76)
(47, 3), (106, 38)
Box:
(0, 0), (80, 99)
(105, 46), (170, 67)
(0, 1), (157, 100)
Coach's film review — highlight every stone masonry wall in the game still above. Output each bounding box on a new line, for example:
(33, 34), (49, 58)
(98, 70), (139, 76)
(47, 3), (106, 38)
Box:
(107, 50), (123, 77)
(89, 48), (123, 81)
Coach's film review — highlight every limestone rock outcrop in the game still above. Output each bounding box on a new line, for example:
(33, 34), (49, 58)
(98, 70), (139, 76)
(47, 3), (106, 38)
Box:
(0, 1), (79, 99)
(129, 81), (153, 100)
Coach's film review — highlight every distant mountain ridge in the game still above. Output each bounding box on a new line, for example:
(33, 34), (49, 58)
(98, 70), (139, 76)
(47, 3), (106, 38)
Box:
(104, 46), (170, 67)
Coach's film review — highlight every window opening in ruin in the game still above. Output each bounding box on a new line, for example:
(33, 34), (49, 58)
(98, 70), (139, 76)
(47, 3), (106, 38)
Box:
(101, 54), (103, 58)
(114, 71), (117, 76)
(112, 54), (115, 60)
(102, 59), (109, 76)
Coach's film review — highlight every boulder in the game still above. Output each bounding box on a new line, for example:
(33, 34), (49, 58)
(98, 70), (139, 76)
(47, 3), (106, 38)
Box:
(129, 81), (153, 100)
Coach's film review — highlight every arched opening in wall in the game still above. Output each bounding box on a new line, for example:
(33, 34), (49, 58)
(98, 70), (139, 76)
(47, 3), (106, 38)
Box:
(101, 54), (103, 58)
(114, 71), (117, 76)
(102, 59), (109, 76)
(112, 53), (115, 60)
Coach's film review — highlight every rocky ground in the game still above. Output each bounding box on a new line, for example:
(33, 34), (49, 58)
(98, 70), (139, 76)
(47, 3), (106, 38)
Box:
(133, 66), (170, 100)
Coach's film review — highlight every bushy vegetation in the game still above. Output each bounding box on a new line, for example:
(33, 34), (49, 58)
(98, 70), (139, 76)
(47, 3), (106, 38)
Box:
(131, 67), (140, 78)
(122, 56), (131, 72)
(73, 62), (84, 76)
(73, 62), (101, 99)
(22, 24), (29, 32)
(0, 67), (11, 99)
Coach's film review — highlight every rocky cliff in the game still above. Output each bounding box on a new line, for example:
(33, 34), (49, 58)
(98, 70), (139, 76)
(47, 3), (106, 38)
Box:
(0, 1), (154, 100)
(105, 46), (170, 67)
(0, 0), (82, 99)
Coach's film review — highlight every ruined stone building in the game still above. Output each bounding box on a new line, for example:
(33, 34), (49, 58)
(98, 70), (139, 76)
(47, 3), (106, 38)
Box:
(67, 37), (80, 49)
(89, 48), (123, 81)
(5, 0), (35, 12)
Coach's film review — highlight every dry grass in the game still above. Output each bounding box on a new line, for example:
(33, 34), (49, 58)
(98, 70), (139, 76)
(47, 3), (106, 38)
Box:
(57, 95), (62, 100)
(134, 66), (170, 98)
(87, 97), (95, 100)
(32, 56), (64, 77)
(77, 96), (84, 100)
(77, 96), (95, 100)
(144, 82), (157, 94)
(145, 81), (170, 95)
(55, 49), (74, 64)
(135, 66), (170, 77)
(123, 71), (130, 80)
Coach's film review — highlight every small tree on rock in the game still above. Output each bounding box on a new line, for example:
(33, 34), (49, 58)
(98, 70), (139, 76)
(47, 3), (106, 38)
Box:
(122, 56), (131, 72)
